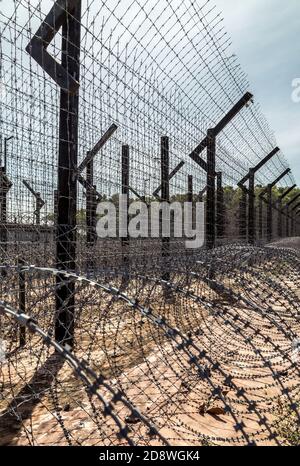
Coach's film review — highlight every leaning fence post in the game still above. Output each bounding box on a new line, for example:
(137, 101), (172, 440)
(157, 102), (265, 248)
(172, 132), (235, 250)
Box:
(206, 129), (216, 249)
(18, 258), (26, 347)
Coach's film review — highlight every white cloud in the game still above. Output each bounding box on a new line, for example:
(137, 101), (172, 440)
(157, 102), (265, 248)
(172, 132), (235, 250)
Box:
(214, 0), (300, 183)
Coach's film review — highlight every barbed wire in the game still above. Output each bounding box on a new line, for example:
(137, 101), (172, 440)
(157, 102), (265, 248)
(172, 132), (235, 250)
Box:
(0, 0), (299, 447)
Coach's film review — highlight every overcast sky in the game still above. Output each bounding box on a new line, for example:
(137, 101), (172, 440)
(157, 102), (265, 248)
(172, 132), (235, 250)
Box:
(213, 0), (300, 184)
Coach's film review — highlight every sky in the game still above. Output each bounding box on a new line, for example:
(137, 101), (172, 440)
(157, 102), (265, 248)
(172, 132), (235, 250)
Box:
(214, 0), (300, 184)
(1, 0), (299, 189)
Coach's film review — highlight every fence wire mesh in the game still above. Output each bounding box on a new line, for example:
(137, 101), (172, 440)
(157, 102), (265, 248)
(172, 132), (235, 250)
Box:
(0, 0), (299, 447)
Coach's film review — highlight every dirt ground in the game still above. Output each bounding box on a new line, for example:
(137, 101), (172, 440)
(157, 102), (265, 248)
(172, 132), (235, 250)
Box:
(0, 243), (299, 446)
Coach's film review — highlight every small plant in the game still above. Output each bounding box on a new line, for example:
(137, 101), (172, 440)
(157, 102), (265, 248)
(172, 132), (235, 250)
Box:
(275, 398), (300, 446)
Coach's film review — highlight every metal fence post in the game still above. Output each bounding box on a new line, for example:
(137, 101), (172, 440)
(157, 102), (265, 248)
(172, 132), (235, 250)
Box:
(121, 144), (130, 273)
(0, 141), (12, 263)
(161, 136), (170, 282)
(54, 190), (58, 226)
(86, 159), (94, 245)
(259, 195), (263, 240)
(55, 1), (82, 347)
(18, 258), (26, 347)
(206, 129), (216, 249)
(266, 184), (272, 242)
(187, 175), (193, 203)
(216, 172), (224, 241)
(0, 168), (8, 255)
(286, 205), (290, 237)
(239, 188), (247, 242)
(277, 198), (283, 238)
(248, 169), (255, 244)
(277, 185), (296, 238)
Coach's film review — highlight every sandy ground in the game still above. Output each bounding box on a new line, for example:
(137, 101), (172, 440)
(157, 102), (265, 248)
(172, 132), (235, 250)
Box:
(0, 242), (299, 446)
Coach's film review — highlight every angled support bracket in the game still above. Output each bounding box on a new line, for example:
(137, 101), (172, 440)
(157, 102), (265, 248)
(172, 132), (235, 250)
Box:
(276, 185), (296, 237)
(76, 124), (118, 175)
(187, 92), (253, 249)
(259, 168), (291, 242)
(153, 160), (185, 198)
(198, 185), (207, 202)
(286, 192), (300, 208)
(22, 180), (45, 225)
(78, 174), (101, 202)
(277, 184), (296, 203)
(76, 123), (117, 247)
(238, 147), (281, 244)
(26, 0), (80, 93)
(129, 185), (150, 207)
(188, 92), (253, 175)
(239, 147), (280, 186)
(0, 168), (12, 194)
(259, 168), (291, 199)
(291, 201), (300, 212)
